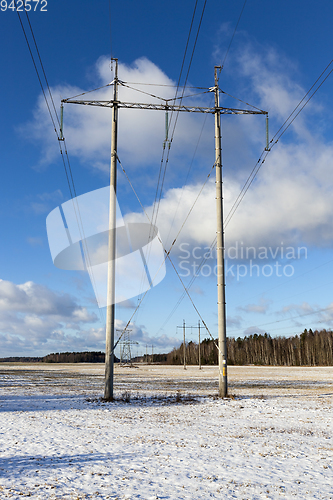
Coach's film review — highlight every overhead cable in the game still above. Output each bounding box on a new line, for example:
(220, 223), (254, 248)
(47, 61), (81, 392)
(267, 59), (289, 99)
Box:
(16, 7), (105, 325)
(154, 58), (333, 333)
(221, 0), (247, 69)
(115, 154), (220, 351)
(133, 0), (208, 315)
(228, 303), (333, 336)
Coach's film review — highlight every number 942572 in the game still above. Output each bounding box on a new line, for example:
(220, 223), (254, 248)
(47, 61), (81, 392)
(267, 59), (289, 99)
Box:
(1, 0), (47, 11)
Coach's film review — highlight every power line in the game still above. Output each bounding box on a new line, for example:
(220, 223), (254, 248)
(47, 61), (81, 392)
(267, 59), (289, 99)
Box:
(231, 258), (333, 311)
(24, 10), (60, 129)
(272, 64), (333, 144)
(63, 83), (113, 101)
(164, 96), (213, 247)
(119, 82), (210, 103)
(154, 236), (217, 336)
(153, 60), (333, 333)
(175, 0), (198, 93)
(109, 0), (113, 61)
(133, 1), (208, 319)
(224, 60), (333, 228)
(153, 0), (207, 229)
(228, 304), (333, 336)
(117, 153), (216, 273)
(15, 6), (58, 138)
(221, 0), (247, 69)
(168, 0), (207, 141)
(271, 59), (333, 144)
(220, 88), (265, 112)
(15, 7), (106, 326)
(137, 1), (209, 313)
(115, 154), (220, 352)
(149, 0), (202, 232)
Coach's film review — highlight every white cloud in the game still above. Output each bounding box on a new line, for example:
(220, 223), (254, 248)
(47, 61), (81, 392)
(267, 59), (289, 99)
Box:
(26, 51), (333, 266)
(124, 136), (333, 253)
(242, 326), (267, 337)
(0, 277), (180, 356)
(227, 315), (243, 328)
(276, 301), (333, 327)
(238, 298), (272, 314)
(0, 280), (93, 318)
(0, 327), (106, 357)
(27, 57), (211, 173)
(0, 280), (98, 355)
(30, 189), (64, 214)
(115, 319), (180, 353)
(27, 237), (43, 247)
(121, 48), (333, 252)
(279, 301), (315, 317)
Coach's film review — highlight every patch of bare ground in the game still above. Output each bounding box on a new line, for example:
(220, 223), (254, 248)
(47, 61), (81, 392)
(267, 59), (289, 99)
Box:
(1, 363), (333, 398)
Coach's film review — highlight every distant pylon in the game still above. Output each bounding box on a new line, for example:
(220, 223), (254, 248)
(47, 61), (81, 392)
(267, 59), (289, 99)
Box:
(117, 329), (138, 365)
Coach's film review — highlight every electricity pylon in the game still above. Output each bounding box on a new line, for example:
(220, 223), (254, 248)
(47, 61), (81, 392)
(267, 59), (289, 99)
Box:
(117, 328), (138, 365)
(62, 60), (268, 399)
(177, 320), (202, 369)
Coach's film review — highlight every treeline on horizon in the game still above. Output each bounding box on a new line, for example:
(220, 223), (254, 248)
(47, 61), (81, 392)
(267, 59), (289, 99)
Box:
(0, 351), (118, 364)
(1, 329), (333, 366)
(168, 329), (333, 366)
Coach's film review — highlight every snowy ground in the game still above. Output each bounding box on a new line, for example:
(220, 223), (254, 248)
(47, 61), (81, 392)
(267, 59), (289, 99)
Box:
(0, 364), (332, 499)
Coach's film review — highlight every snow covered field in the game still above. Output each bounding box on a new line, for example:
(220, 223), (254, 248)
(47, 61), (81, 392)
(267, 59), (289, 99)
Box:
(0, 363), (332, 499)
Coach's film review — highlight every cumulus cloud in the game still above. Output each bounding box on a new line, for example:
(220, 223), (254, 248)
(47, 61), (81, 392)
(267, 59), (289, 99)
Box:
(125, 136), (333, 255)
(0, 280), (93, 319)
(242, 326), (267, 337)
(0, 279), (98, 355)
(27, 237), (43, 247)
(276, 301), (333, 327)
(279, 301), (315, 317)
(27, 57), (211, 173)
(227, 315), (243, 328)
(121, 48), (333, 253)
(238, 298), (272, 314)
(0, 279), (181, 356)
(30, 189), (64, 214)
(22, 49), (333, 348)
(0, 327), (106, 357)
(115, 319), (180, 353)
(27, 51), (333, 252)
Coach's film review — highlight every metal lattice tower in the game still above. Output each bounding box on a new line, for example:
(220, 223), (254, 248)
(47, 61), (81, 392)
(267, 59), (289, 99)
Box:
(117, 329), (138, 365)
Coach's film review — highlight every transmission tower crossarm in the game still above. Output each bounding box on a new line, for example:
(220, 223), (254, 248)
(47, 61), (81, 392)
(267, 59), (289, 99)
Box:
(61, 98), (265, 115)
(60, 61), (268, 400)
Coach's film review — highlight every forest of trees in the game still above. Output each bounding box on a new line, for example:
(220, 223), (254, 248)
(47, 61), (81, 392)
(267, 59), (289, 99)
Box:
(1, 329), (333, 366)
(132, 353), (168, 364)
(166, 329), (333, 366)
(0, 351), (119, 363)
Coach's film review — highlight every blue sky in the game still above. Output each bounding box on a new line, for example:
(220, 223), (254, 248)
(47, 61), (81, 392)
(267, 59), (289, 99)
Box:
(1, 0), (333, 357)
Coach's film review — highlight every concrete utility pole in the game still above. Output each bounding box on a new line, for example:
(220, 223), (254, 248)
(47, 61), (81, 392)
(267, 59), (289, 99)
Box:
(198, 320), (201, 370)
(62, 63), (267, 399)
(183, 320), (186, 370)
(104, 58), (118, 400)
(177, 322), (201, 369)
(214, 66), (227, 398)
